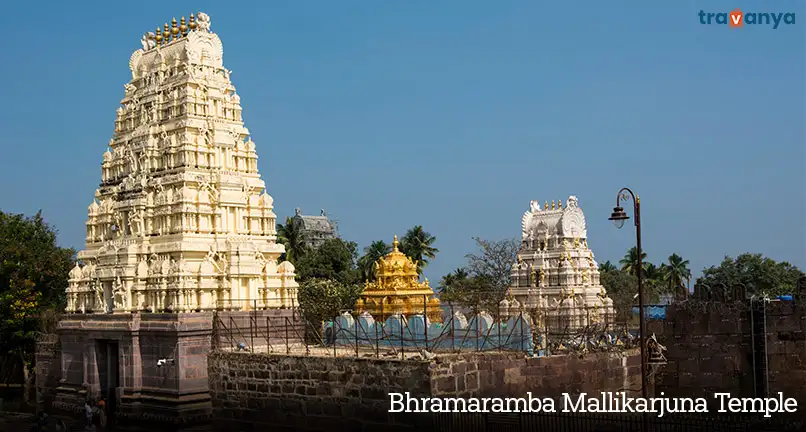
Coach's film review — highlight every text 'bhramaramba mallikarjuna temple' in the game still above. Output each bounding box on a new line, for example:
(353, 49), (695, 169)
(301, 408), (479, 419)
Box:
(65, 12), (298, 314)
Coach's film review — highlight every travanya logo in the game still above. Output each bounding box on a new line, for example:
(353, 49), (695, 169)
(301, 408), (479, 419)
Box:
(699, 9), (796, 29)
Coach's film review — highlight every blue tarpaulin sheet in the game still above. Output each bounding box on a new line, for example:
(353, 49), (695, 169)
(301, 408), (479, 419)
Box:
(632, 306), (667, 319)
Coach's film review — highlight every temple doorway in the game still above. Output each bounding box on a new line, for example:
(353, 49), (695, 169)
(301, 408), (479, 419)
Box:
(95, 339), (120, 424)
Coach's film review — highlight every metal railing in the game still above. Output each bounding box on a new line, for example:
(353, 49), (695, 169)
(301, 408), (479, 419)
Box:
(210, 297), (639, 359)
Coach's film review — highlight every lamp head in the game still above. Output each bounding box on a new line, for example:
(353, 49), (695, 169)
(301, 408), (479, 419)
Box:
(608, 206), (629, 229)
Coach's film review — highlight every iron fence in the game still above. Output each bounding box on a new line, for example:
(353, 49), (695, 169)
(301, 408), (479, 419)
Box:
(211, 297), (641, 359)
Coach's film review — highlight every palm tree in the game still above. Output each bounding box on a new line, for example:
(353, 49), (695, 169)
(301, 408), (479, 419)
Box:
(642, 262), (663, 300)
(599, 261), (617, 273)
(438, 268), (470, 304)
(399, 226), (439, 275)
(358, 240), (392, 282)
(620, 247), (647, 277)
(661, 253), (691, 297)
(439, 268), (469, 292)
(276, 216), (308, 264)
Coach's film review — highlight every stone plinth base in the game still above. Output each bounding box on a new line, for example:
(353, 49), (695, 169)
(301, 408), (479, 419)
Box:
(47, 309), (300, 430)
(52, 312), (214, 430)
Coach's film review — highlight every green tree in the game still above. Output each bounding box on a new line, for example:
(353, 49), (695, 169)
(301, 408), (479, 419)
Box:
(696, 253), (804, 297)
(399, 226), (439, 275)
(642, 262), (663, 300)
(276, 216), (308, 264)
(357, 240), (391, 282)
(439, 268), (469, 294)
(620, 246), (647, 276)
(297, 278), (363, 327)
(0, 210), (75, 404)
(661, 253), (691, 297)
(599, 261), (618, 273)
(439, 273), (497, 314)
(295, 238), (361, 285)
(599, 270), (638, 321)
(464, 237), (519, 294)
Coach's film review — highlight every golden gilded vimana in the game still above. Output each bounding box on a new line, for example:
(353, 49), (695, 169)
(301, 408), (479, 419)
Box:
(355, 236), (443, 323)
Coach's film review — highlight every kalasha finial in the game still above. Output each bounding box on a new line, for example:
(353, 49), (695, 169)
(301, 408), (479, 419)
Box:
(558, 199), (563, 208)
(155, 27), (163, 45)
(551, 200), (556, 210)
(188, 14), (197, 30)
(180, 17), (188, 37)
(392, 235), (399, 251)
(163, 23), (170, 43)
(171, 18), (179, 38)
(544, 201), (548, 210)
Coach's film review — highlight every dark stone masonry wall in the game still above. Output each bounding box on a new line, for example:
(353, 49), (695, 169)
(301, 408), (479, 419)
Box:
(429, 350), (642, 399)
(652, 299), (806, 410)
(208, 349), (641, 432)
(34, 334), (61, 414)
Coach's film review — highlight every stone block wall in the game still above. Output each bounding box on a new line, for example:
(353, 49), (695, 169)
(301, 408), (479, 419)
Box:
(653, 300), (806, 407)
(208, 349), (641, 431)
(429, 350), (642, 399)
(35, 334), (61, 413)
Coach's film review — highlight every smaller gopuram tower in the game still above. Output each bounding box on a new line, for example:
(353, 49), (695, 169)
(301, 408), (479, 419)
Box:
(355, 236), (443, 323)
(504, 196), (616, 331)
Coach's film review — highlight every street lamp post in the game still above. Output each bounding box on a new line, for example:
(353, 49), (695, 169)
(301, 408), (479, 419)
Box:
(608, 188), (648, 431)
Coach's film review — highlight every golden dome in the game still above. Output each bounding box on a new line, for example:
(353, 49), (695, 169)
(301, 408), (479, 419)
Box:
(355, 234), (443, 323)
(374, 235), (419, 278)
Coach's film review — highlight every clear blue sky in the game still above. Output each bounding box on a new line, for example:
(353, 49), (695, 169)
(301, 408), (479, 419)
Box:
(0, 1), (803, 285)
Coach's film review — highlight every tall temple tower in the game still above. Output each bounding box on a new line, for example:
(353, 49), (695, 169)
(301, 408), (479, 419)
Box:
(65, 12), (297, 314)
(503, 196), (616, 331)
(50, 14), (301, 426)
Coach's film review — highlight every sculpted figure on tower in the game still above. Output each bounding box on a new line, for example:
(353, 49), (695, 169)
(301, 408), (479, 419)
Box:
(66, 13), (298, 314)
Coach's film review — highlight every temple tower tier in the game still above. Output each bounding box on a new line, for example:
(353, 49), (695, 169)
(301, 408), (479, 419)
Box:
(65, 12), (298, 314)
(504, 195), (616, 331)
(356, 236), (443, 323)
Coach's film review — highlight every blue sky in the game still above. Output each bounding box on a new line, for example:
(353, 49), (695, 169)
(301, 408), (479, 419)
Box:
(0, 1), (803, 285)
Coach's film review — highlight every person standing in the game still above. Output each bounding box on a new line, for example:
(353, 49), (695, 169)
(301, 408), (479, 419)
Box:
(84, 399), (94, 430)
(97, 398), (107, 429)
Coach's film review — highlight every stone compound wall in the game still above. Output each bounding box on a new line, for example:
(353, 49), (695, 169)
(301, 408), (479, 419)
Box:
(429, 350), (642, 399)
(35, 334), (61, 413)
(652, 299), (806, 407)
(208, 349), (641, 431)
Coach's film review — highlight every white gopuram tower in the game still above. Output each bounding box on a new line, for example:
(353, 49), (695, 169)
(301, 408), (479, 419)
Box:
(502, 196), (616, 331)
(65, 13), (298, 314)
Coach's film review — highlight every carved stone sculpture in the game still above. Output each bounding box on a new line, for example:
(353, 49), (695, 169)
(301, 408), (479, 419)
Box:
(196, 13), (211, 32)
(140, 32), (156, 50)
